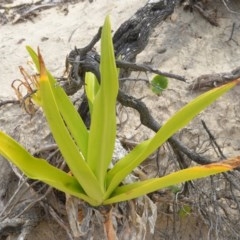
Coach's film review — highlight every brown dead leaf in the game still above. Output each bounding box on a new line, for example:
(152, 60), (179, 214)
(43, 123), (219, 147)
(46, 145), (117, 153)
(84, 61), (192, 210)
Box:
(103, 208), (117, 240)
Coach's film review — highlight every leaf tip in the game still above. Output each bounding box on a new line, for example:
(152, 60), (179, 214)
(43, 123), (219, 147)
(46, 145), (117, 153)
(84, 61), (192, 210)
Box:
(220, 156), (240, 169)
(37, 47), (47, 81)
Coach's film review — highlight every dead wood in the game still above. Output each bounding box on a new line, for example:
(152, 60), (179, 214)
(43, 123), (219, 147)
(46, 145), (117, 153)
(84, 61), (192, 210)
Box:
(189, 66), (240, 90)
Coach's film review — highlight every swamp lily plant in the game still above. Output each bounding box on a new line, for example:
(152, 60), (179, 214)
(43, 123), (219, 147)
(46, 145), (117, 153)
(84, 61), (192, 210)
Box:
(0, 16), (240, 206)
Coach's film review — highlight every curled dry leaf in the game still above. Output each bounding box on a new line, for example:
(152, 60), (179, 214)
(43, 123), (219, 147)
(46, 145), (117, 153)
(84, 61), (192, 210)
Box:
(11, 66), (39, 115)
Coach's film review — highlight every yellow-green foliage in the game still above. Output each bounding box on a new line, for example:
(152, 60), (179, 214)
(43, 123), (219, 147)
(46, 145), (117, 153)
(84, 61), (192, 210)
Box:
(0, 16), (240, 206)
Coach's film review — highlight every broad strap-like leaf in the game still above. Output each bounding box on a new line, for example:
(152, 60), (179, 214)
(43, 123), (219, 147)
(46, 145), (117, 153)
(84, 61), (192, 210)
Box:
(0, 131), (99, 206)
(37, 49), (103, 203)
(105, 79), (240, 198)
(26, 46), (89, 158)
(103, 156), (240, 204)
(87, 16), (119, 191)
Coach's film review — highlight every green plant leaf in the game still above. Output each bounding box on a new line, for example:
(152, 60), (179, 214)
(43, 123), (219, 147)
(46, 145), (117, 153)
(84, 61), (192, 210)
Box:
(0, 131), (99, 206)
(26, 46), (89, 158)
(178, 205), (192, 218)
(26, 46), (40, 71)
(151, 75), (168, 95)
(85, 71), (100, 115)
(168, 185), (181, 194)
(37, 50), (103, 203)
(104, 161), (235, 204)
(87, 16), (118, 190)
(49, 75), (89, 158)
(105, 80), (240, 198)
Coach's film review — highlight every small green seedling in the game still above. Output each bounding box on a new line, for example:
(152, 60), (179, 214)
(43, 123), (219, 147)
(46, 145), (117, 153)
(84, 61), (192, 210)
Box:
(151, 75), (168, 95)
(178, 204), (192, 218)
(0, 16), (240, 206)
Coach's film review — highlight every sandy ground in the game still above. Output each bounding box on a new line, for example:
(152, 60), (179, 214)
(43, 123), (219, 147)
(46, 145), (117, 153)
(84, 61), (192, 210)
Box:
(1, 0), (240, 239)
(0, 0), (146, 98)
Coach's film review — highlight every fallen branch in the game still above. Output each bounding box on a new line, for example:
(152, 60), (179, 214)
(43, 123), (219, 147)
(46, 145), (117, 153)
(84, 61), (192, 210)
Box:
(189, 66), (240, 91)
